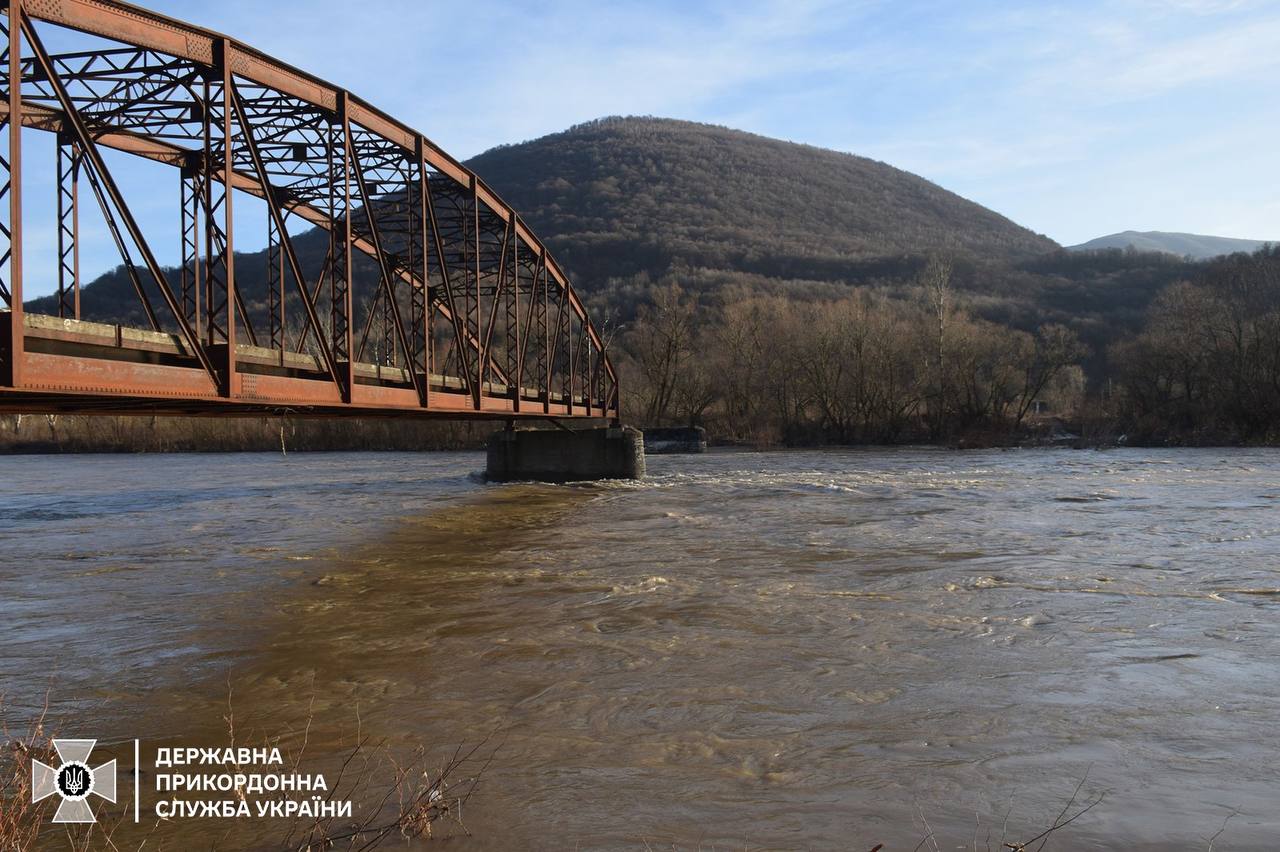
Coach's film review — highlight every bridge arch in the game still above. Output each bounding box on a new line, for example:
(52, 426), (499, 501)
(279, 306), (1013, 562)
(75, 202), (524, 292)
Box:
(0, 0), (618, 420)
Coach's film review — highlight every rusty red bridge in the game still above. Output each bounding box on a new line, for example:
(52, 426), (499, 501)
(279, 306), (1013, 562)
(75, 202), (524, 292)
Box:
(0, 0), (619, 423)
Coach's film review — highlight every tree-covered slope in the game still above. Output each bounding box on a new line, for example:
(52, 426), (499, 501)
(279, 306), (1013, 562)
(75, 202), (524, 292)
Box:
(466, 116), (1058, 289)
(28, 115), (1195, 378)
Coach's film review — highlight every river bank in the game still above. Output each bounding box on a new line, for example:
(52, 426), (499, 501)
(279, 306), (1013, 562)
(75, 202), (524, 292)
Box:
(3, 411), (1257, 456)
(0, 413), (490, 454)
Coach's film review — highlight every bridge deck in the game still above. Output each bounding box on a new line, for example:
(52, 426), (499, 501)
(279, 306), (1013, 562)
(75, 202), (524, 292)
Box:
(1, 311), (606, 419)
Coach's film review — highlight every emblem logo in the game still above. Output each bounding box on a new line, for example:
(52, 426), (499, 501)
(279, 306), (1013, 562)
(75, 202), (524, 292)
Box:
(32, 739), (117, 823)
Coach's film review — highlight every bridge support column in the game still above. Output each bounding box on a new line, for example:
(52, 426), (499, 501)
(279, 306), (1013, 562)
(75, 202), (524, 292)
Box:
(485, 425), (645, 482)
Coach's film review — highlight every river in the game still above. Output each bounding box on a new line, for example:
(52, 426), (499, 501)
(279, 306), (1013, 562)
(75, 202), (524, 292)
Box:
(1, 447), (1277, 849)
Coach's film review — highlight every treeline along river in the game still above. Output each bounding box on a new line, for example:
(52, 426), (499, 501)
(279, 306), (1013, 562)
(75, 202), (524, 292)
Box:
(1, 448), (1277, 849)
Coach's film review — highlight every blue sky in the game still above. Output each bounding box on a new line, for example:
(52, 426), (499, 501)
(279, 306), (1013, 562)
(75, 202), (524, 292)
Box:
(16, 0), (1280, 297)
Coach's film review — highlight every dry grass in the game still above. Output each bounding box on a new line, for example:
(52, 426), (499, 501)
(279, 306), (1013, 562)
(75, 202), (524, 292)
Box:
(891, 771), (1109, 852)
(218, 685), (501, 851)
(0, 690), (499, 852)
(0, 694), (58, 849)
(277, 735), (498, 852)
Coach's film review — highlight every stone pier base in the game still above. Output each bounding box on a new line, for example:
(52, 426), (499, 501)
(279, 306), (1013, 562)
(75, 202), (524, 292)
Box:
(485, 425), (646, 482)
(643, 426), (708, 454)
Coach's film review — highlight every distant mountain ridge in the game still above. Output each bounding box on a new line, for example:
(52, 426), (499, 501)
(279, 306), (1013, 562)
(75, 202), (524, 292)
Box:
(1069, 230), (1273, 260)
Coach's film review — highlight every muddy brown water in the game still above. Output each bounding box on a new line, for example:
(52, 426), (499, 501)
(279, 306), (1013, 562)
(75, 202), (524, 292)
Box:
(1, 448), (1278, 849)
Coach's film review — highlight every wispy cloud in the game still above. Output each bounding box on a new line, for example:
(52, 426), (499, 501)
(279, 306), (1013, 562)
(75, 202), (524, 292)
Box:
(1009, 6), (1280, 105)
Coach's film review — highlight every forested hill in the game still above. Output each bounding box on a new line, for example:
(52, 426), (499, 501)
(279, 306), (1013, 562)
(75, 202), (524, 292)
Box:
(26, 117), (1062, 326)
(29, 115), (1196, 378)
(466, 116), (1058, 289)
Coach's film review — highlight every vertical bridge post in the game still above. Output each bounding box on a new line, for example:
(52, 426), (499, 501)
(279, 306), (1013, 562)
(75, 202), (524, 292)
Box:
(3, 0), (23, 389)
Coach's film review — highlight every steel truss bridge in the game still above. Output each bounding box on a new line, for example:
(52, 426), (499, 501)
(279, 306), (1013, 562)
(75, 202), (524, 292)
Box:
(0, 0), (619, 421)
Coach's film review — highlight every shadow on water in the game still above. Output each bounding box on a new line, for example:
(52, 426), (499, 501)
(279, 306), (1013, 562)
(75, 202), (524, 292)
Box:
(212, 482), (601, 732)
(109, 481), (595, 849)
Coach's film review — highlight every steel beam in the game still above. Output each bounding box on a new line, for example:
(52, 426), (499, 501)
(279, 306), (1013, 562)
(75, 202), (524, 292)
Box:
(4, 1), (22, 388)
(55, 132), (79, 319)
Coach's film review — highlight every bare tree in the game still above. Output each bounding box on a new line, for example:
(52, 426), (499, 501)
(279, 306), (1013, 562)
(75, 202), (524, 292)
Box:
(921, 254), (955, 436)
(625, 282), (702, 425)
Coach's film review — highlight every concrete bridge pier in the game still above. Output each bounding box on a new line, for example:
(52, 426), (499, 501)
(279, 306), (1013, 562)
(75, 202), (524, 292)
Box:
(485, 424), (646, 482)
